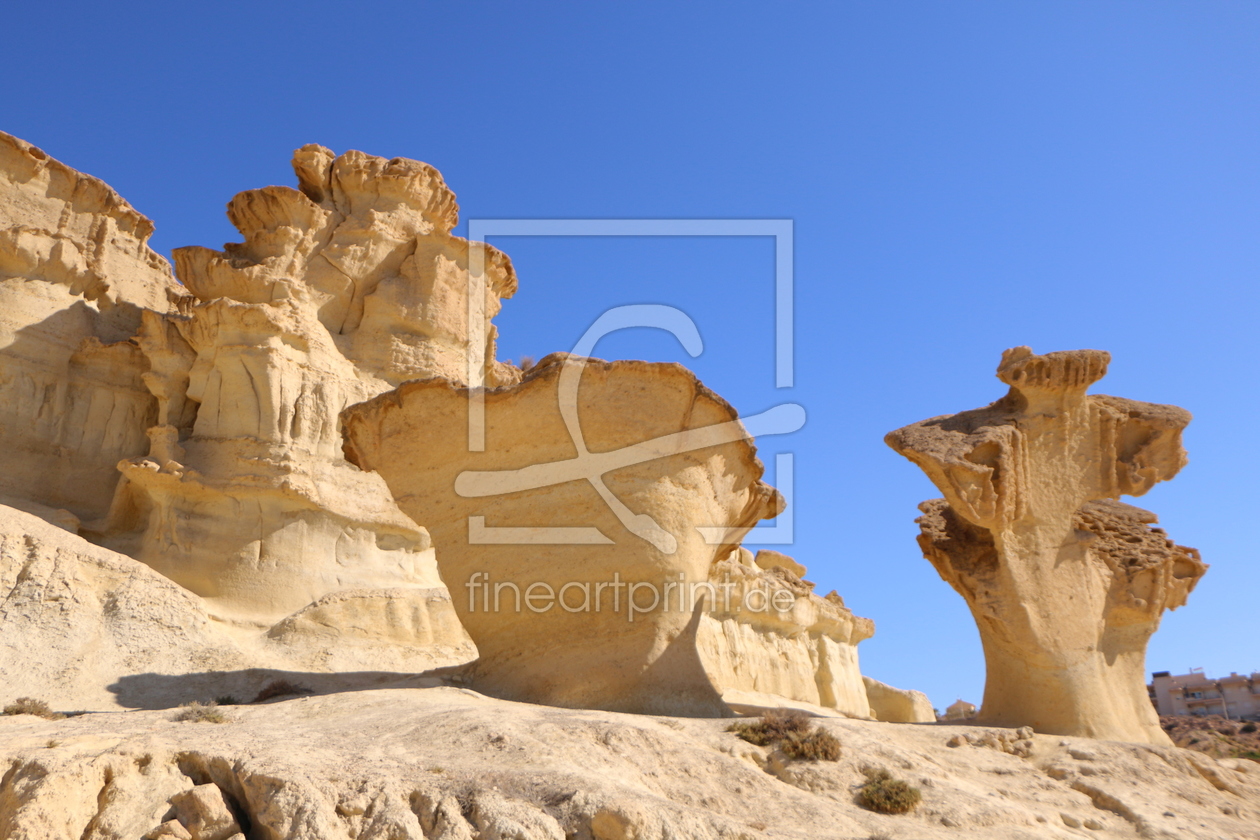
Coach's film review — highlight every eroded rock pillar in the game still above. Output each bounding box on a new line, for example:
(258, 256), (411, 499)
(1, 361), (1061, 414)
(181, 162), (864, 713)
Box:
(886, 347), (1206, 743)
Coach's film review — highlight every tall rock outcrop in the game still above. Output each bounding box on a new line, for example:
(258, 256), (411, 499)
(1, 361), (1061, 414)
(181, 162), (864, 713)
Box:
(0, 131), (181, 524)
(0, 132), (906, 722)
(886, 347), (1207, 743)
(342, 354), (785, 716)
(103, 146), (519, 623)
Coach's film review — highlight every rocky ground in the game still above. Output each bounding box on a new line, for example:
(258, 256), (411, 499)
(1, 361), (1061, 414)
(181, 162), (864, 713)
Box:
(2, 686), (1258, 840)
(1161, 714), (1260, 761)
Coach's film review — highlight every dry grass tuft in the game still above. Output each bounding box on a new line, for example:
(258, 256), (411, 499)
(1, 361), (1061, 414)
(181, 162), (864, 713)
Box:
(729, 708), (813, 747)
(780, 728), (843, 761)
(857, 768), (921, 814)
(729, 708), (841, 762)
(3, 697), (64, 720)
(174, 702), (230, 724)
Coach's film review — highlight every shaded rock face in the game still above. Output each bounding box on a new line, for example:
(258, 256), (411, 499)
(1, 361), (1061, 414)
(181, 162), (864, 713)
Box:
(0, 503), (475, 712)
(100, 145), (521, 622)
(342, 354), (784, 716)
(0, 131), (181, 523)
(886, 347), (1207, 744)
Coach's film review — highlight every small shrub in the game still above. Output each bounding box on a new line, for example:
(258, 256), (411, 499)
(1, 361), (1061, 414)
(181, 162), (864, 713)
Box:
(253, 679), (311, 703)
(45, 740), (61, 748)
(1237, 750), (1260, 763)
(780, 728), (843, 761)
(1241, 722), (1257, 734)
(2, 697), (64, 720)
(729, 709), (842, 762)
(857, 768), (922, 815)
(215, 695), (239, 706)
(728, 708), (813, 746)
(174, 702), (230, 724)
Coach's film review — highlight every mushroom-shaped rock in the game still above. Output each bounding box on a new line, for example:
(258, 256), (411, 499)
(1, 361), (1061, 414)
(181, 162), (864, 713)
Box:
(885, 347), (1206, 744)
(342, 354), (783, 716)
(103, 144), (519, 622)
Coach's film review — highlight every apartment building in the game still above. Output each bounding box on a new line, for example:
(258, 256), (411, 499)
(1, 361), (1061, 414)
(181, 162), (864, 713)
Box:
(1149, 669), (1260, 719)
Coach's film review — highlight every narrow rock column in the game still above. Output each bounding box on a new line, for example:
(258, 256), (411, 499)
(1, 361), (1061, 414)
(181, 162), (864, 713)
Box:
(886, 347), (1206, 744)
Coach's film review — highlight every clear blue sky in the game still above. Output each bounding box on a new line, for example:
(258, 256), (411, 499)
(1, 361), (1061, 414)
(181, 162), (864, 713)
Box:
(7, 1), (1257, 710)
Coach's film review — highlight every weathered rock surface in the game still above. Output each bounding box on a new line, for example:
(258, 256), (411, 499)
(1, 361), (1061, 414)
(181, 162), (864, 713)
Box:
(342, 354), (784, 716)
(863, 675), (937, 724)
(100, 143), (519, 622)
(0, 133), (911, 725)
(886, 347), (1207, 744)
(0, 130), (181, 524)
(0, 503), (473, 711)
(1, 687), (1256, 840)
(697, 547), (878, 718)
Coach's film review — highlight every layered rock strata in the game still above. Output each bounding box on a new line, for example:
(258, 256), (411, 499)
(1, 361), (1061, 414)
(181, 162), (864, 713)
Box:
(0, 132), (904, 722)
(697, 547), (876, 718)
(886, 347), (1207, 743)
(0, 503), (474, 711)
(0, 131), (181, 524)
(342, 354), (785, 716)
(102, 145), (520, 623)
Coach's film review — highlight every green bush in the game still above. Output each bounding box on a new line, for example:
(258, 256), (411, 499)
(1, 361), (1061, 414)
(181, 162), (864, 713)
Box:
(1241, 722), (1257, 734)
(857, 768), (921, 814)
(2, 697), (63, 720)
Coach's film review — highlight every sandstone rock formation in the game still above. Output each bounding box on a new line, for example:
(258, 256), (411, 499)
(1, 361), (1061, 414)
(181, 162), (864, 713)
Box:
(100, 144), (520, 623)
(886, 347), (1207, 743)
(863, 675), (936, 724)
(0, 502), (474, 711)
(697, 546), (879, 719)
(0, 131), (181, 525)
(2, 686), (1257, 840)
(0, 133), (907, 724)
(342, 353), (785, 716)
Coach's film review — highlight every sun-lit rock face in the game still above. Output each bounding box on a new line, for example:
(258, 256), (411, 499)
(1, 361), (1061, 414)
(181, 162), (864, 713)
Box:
(342, 354), (786, 716)
(99, 144), (521, 623)
(0, 132), (913, 727)
(0, 131), (181, 524)
(696, 547), (882, 719)
(886, 347), (1207, 744)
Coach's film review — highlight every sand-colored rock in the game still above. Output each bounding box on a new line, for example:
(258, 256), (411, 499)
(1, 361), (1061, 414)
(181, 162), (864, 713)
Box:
(0, 503), (473, 711)
(0, 131), (181, 523)
(100, 144), (520, 622)
(886, 347), (1207, 743)
(342, 353), (784, 716)
(863, 676), (936, 723)
(697, 548), (876, 717)
(1, 687), (1257, 840)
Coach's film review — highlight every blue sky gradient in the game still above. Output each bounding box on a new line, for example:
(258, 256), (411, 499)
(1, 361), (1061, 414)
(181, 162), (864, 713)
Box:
(7, 1), (1257, 710)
